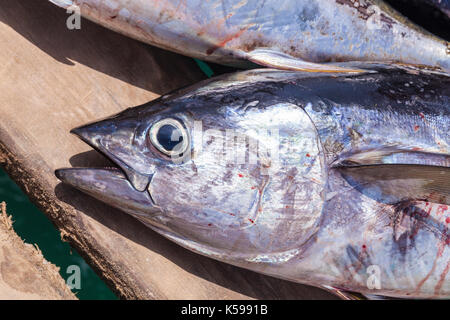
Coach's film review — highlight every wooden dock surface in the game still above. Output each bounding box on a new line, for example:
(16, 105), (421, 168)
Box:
(0, 202), (76, 300)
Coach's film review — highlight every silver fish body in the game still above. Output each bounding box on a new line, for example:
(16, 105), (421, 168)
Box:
(56, 64), (450, 299)
(49, 0), (450, 73)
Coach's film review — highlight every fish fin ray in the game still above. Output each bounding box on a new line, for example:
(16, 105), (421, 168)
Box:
(335, 164), (450, 205)
(321, 285), (364, 300)
(247, 49), (366, 73)
(336, 147), (450, 167)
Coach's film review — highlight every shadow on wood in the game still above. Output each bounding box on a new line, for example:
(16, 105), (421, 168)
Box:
(0, 0), (336, 299)
(0, 0), (201, 95)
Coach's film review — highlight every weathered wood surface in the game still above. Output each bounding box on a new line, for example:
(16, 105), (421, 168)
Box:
(0, 202), (76, 300)
(0, 0), (336, 299)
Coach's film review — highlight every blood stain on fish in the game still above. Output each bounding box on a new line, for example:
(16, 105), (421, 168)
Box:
(206, 28), (248, 55)
(436, 205), (448, 216)
(435, 261), (450, 295)
(414, 239), (446, 294)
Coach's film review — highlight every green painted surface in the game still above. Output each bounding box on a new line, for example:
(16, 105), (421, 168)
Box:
(194, 59), (215, 78)
(0, 169), (117, 300)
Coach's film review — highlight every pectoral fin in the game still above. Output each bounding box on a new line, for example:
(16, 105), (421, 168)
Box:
(336, 164), (450, 205)
(247, 49), (365, 73)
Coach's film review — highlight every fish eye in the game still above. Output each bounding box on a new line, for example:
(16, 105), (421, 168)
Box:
(149, 118), (189, 157)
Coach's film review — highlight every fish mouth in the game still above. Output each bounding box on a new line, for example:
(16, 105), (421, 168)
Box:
(55, 123), (158, 217)
(55, 167), (157, 216)
(67, 124), (153, 192)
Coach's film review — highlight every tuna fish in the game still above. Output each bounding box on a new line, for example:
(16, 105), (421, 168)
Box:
(56, 64), (450, 299)
(49, 0), (450, 73)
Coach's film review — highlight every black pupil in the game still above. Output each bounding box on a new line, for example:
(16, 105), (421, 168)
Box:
(157, 124), (183, 152)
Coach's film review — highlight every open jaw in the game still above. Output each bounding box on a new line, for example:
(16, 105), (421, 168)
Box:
(55, 124), (158, 217)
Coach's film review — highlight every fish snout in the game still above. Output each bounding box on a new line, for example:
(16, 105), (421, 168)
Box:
(70, 117), (154, 192)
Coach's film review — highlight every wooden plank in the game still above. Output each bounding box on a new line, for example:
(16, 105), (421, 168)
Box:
(0, 202), (76, 300)
(0, 0), (336, 299)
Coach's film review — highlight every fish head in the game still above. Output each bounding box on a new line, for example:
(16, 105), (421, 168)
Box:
(56, 72), (327, 264)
